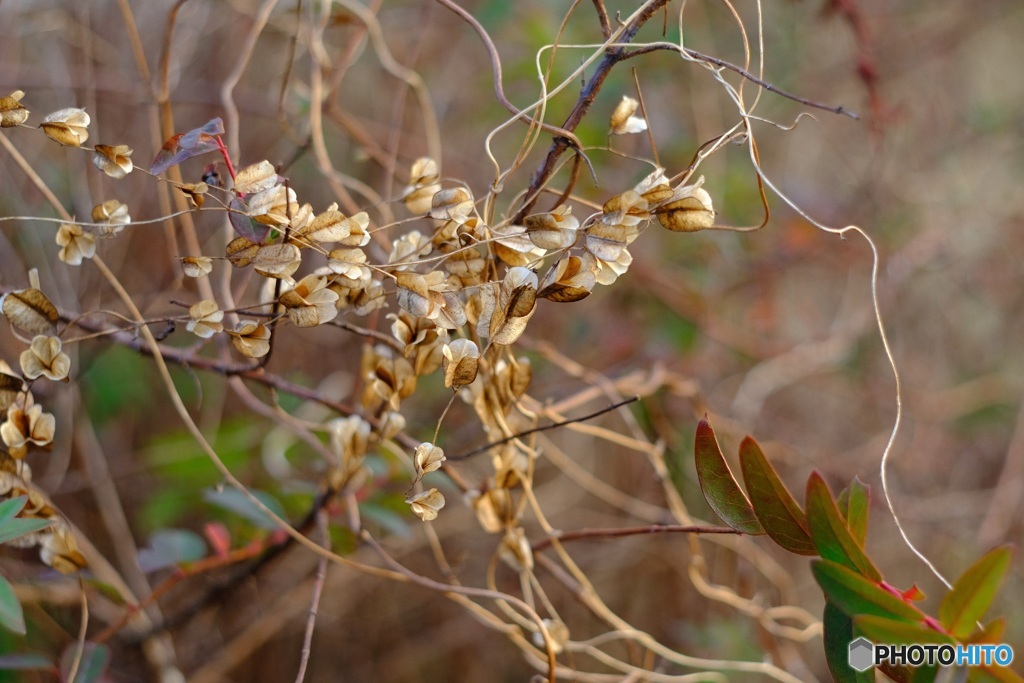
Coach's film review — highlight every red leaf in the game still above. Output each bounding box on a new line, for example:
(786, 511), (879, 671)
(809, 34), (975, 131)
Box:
(204, 521), (231, 558)
(693, 418), (764, 535)
(150, 117), (225, 175)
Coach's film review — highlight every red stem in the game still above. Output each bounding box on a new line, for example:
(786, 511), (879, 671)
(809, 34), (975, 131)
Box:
(216, 136), (237, 182)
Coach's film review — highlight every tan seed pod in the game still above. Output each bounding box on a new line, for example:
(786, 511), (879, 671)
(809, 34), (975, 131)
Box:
(252, 243), (302, 280)
(177, 182), (209, 209)
(227, 320), (271, 358)
(181, 256), (213, 278)
(0, 90), (29, 127)
(56, 223), (96, 266)
(91, 199), (131, 237)
(92, 144), (134, 179)
(2, 288), (59, 337)
(657, 179), (715, 232)
(233, 160), (278, 194)
(442, 339), (479, 388)
(413, 442), (446, 479)
(186, 300), (224, 339)
(226, 236), (260, 267)
(40, 107), (90, 146)
(406, 488), (445, 521)
(609, 96), (647, 135)
(19, 335), (71, 381)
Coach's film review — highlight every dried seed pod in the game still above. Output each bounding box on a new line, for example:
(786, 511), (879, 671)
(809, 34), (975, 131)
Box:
(1, 394), (56, 458)
(402, 157), (441, 215)
(181, 256), (213, 278)
(538, 255), (595, 302)
(226, 236), (260, 268)
(0, 91), (29, 127)
(233, 160), (278, 194)
(609, 95), (647, 135)
(442, 339), (479, 388)
(524, 205), (579, 251)
(279, 275), (339, 327)
(246, 185), (298, 226)
(429, 187), (474, 221)
(657, 177), (715, 232)
(2, 288), (59, 337)
(406, 488), (445, 521)
(477, 267), (539, 345)
(252, 243), (301, 280)
(186, 300), (224, 339)
(177, 182), (208, 209)
(92, 144), (134, 178)
(40, 107), (89, 146)
(91, 199), (131, 237)
(413, 442), (446, 479)
(20, 335), (70, 381)
(227, 320), (271, 358)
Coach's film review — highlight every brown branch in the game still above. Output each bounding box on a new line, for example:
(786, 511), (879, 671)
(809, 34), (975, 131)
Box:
(624, 43), (859, 120)
(446, 396), (640, 461)
(513, 0), (672, 224)
(591, 0), (611, 38)
(531, 524), (742, 552)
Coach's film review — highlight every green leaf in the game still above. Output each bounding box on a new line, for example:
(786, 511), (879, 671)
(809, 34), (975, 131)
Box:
(203, 487), (285, 530)
(693, 418), (764, 534)
(0, 575), (25, 635)
(0, 496), (27, 528)
(812, 560), (923, 622)
(966, 617), (1005, 644)
(806, 472), (880, 581)
(738, 436), (816, 555)
(853, 615), (955, 646)
(0, 517), (52, 546)
(823, 601), (873, 683)
(60, 642), (109, 683)
(838, 477), (870, 547)
(939, 545), (1012, 639)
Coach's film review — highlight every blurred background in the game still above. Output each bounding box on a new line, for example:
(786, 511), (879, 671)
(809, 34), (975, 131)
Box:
(0, 0), (1022, 680)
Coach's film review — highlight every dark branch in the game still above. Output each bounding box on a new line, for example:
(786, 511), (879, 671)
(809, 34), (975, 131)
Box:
(446, 395), (640, 461)
(623, 43), (859, 120)
(513, 0), (673, 224)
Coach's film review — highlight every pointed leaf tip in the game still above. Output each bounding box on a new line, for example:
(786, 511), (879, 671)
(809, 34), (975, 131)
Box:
(739, 436), (816, 555)
(939, 545), (1013, 639)
(806, 471), (880, 581)
(693, 419), (764, 535)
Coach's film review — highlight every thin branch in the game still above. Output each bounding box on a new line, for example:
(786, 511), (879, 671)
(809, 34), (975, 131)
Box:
(624, 43), (859, 120)
(294, 511), (329, 683)
(532, 524), (742, 553)
(514, 0), (673, 223)
(447, 396), (640, 461)
(592, 0), (611, 38)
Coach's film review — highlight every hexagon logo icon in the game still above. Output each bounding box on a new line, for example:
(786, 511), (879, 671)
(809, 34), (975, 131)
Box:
(848, 637), (874, 672)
